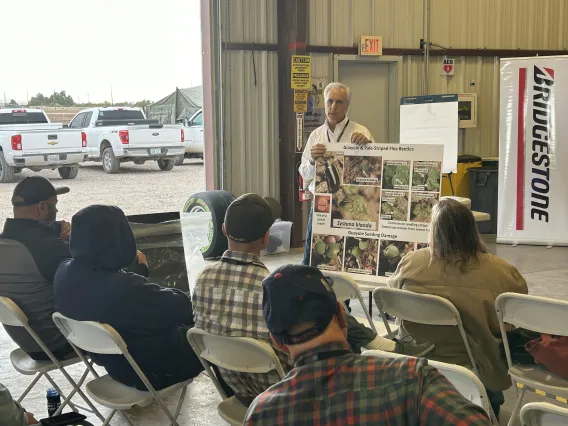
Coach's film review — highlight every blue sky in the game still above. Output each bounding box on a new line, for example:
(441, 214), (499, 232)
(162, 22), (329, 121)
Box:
(1, 0), (202, 104)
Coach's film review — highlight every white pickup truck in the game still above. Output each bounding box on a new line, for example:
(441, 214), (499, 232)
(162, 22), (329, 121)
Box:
(69, 107), (185, 174)
(0, 109), (87, 183)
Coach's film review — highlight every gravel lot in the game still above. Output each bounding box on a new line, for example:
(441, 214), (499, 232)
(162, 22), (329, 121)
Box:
(0, 159), (205, 223)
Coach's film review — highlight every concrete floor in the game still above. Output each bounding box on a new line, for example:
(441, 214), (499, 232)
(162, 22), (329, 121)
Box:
(2, 235), (568, 425)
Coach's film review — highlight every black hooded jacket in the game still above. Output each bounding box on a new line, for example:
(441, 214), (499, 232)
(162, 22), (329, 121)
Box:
(54, 205), (202, 390)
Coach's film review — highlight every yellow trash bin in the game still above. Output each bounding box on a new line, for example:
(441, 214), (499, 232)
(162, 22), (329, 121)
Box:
(441, 155), (482, 198)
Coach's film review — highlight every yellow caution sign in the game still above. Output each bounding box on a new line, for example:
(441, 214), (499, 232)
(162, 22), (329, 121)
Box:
(291, 55), (311, 90)
(294, 90), (309, 113)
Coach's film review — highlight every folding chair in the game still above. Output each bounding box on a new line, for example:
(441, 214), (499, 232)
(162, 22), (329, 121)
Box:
(52, 312), (192, 426)
(324, 272), (398, 338)
(362, 349), (494, 420)
(187, 328), (286, 426)
(373, 287), (480, 377)
(520, 402), (568, 426)
(0, 297), (102, 420)
(496, 293), (568, 426)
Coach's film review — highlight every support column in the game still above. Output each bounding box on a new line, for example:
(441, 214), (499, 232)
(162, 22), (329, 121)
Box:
(277, 0), (308, 248)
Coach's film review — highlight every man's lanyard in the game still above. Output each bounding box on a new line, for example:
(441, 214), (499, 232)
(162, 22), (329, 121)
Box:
(316, 349), (351, 361)
(221, 256), (268, 271)
(326, 120), (350, 143)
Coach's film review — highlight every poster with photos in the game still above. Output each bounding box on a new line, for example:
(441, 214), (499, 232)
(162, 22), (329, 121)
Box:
(309, 143), (443, 283)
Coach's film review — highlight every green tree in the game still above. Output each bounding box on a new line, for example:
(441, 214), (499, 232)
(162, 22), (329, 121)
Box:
(134, 99), (153, 107)
(49, 91), (75, 107)
(29, 93), (49, 106)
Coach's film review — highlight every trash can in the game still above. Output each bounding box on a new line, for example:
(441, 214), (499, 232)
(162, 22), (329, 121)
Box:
(441, 155), (482, 198)
(468, 167), (499, 234)
(128, 212), (189, 293)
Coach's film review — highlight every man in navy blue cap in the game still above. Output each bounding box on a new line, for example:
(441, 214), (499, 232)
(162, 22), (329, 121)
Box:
(243, 264), (491, 426)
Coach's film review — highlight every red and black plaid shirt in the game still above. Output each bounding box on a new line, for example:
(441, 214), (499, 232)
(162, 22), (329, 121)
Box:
(244, 342), (491, 426)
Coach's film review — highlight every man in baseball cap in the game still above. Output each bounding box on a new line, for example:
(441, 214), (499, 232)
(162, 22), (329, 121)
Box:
(223, 193), (275, 244)
(243, 264), (491, 426)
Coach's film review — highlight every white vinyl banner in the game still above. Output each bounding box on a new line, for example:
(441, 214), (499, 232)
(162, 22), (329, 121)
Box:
(498, 57), (568, 245)
(309, 143), (443, 283)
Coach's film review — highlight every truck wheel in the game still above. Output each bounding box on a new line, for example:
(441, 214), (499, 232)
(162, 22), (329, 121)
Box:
(174, 154), (185, 166)
(102, 147), (120, 174)
(157, 158), (175, 171)
(183, 191), (236, 258)
(58, 165), (79, 179)
(0, 151), (16, 183)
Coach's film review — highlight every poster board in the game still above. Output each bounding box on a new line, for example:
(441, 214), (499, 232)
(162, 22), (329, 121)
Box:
(498, 56), (568, 246)
(400, 94), (458, 173)
(309, 143), (444, 283)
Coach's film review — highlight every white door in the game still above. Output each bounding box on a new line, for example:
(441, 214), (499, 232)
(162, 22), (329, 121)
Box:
(186, 110), (204, 152)
(335, 57), (399, 143)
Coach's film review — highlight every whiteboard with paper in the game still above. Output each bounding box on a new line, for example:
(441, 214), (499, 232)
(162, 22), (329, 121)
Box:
(400, 94), (459, 173)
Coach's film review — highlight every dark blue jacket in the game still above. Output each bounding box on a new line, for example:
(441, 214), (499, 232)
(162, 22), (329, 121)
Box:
(54, 205), (202, 390)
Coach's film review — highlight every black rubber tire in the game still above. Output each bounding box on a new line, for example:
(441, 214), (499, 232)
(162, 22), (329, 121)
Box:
(174, 154), (185, 166)
(58, 165), (79, 179)
(0, 151), (15, 183)
(102, 147), (120, 174)
(183, 191), (236, 258)
(157, 158), (175, 171)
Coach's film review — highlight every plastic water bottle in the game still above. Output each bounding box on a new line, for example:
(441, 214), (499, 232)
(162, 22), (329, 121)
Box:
(47, 387), (61, 417)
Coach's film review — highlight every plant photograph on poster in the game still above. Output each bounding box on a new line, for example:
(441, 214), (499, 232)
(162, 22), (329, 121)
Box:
(310, 234), (344, 271)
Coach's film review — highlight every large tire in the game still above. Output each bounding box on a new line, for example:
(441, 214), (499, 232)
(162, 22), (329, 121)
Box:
(102, 147), (120, 174)
(0, 151), (15, 183)
(183, 191), (236, 258)
(174, 154), (185, 166)
(157, 158), (175, 171)
(58, 165), (79, 179)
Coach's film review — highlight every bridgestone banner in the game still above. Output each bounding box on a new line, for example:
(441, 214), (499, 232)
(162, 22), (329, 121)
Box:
(309, 143), (443, 283)
(498, 57), (568, 245)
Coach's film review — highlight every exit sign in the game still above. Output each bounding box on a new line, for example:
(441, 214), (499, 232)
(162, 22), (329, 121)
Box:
(359, 36), (383, 56)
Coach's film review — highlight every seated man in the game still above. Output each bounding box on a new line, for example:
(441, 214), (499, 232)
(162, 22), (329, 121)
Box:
(192, 193), (433, 405)
(0, 177), (147, 361)
(244, 265), (491, 426)
(0, 383), (38, 425)
(54, 205), (203, 390)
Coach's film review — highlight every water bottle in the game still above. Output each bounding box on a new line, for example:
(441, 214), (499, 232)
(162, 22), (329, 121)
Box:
(46, 387), (61, 417)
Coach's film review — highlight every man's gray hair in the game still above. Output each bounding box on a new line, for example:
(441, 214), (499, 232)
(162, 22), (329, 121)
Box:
(324, 82), (352, 104)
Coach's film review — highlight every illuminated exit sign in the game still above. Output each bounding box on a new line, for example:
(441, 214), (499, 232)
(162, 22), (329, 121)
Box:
(359, 36), (383, 56)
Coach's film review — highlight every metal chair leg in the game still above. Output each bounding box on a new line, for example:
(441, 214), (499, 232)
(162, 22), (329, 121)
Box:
(506, 387), (526, 426)
(16, 372), (44, 403)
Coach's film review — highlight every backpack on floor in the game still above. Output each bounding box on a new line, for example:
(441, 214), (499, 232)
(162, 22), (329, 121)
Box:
(526, 334), (568, 380)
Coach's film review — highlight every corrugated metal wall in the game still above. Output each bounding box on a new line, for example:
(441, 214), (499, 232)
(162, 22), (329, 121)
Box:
(220, 0), (280, 198)
(307, 0), (568, 157)
(219, 0), (568, 196)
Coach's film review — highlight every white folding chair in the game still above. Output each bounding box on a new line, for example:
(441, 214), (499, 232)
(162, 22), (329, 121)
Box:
(0, 297), (103, 420)
(187, 328), (286, 426)
(362, 349), (494, 420)
(520, 402), (568, 426)
(373, 287), (480, 377)
(52, 312), (192, 426)
(324, 272), (398, 338)
(496, 293), (568, 426)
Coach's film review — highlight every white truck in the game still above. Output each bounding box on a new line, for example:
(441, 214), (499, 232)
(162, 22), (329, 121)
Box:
(69, 107), (185, 174)
(0, 109), (87, 183)
(178, 108), (204, 162)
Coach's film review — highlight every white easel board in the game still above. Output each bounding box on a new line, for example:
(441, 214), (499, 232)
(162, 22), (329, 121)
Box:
(400, 94), (458, 174)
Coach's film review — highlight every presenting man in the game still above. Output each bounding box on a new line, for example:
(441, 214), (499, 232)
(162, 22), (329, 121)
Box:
(299, 82), (374, 265)
(243, 265), (491, 426)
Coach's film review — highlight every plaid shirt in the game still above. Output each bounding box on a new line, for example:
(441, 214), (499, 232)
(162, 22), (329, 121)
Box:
(192, 251), (293, 398)
(244, 342), (491, 426)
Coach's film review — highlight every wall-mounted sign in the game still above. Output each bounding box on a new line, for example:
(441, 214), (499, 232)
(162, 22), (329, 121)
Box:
(294, 90), (309, 113)
(291, 55), (311, 89)
(296, 113), (304, 151)
(359, 36), (383, 56)
(441, 59), (455, 76)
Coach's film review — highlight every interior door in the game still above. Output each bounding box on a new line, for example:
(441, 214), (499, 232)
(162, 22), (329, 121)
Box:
(337, 61), (392, 143)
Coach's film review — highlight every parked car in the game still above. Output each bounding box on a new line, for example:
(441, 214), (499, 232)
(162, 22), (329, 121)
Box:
(0, 109), (87, 182)
(175, 108), (204, 165)
(68, 107), (185, 174)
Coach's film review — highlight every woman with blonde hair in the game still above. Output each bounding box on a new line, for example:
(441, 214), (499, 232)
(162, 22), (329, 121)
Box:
(389, 198), (528, 417)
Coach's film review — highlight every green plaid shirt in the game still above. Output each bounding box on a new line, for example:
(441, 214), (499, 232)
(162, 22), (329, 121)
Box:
(192, 251), (293, 398)
(244, 342), (491, 426)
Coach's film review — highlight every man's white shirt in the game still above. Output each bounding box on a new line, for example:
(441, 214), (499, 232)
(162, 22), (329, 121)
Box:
(299, 116), (374, 194)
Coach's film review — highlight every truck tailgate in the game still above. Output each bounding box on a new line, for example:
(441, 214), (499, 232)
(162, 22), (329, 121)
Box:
(19, 129), (84, 155)
(127, 125), (183, 148)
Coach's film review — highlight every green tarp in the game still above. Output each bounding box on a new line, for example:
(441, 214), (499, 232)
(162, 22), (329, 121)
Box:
(147, 86), (202, 124)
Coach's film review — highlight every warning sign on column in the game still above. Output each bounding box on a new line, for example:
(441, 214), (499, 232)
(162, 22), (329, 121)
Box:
(291, 55), (311, 90)
(294, 90), (308, 112)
